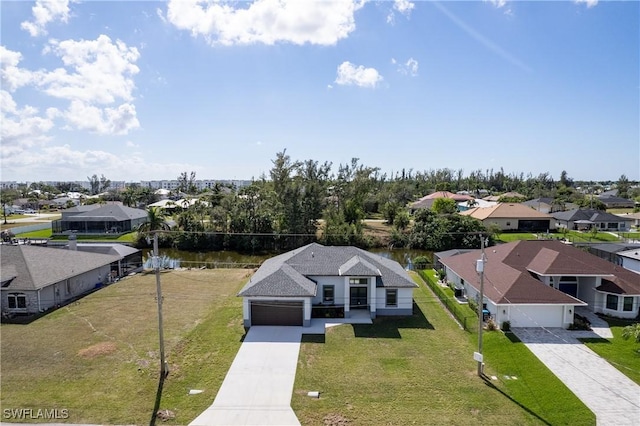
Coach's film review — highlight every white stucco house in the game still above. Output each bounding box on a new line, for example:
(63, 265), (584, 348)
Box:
(439, 240), (640, 328)
(238, 243), (418, 327)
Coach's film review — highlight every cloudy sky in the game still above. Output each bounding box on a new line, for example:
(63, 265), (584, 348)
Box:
(1, 0), (638, 183)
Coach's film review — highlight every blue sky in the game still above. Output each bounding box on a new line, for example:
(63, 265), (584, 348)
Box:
(1, 0), (638, 183)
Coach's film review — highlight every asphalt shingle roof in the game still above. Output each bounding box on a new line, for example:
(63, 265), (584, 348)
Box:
(238, 243), (417, 297)
(552, 209), (633, 223)
(439, 240), (640, 305)
(63, 205), (147, 222)
(1, 245), (119, 291)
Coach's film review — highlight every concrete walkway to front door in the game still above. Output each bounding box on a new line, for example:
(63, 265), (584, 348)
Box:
(512, 327), (640, 426)
(189, 326), (303, 426)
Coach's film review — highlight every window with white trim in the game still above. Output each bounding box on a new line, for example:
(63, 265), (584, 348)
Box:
(7, 293), (27, 310)
(386, 289), (398, 307)
(349, 278), (368, 285)
(623, 297), (633, 312)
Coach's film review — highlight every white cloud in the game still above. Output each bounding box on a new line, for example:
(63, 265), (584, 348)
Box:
(40, 35), (140, 104)
(335, 61), (383, 88)
(395, 57), (418, 76)
(63, 101), (139, 135)
(387, 0), (414, 24)
(0, 46), (35, 91)
(0, 90), (56, 158)
(125, 140), (140, 148)
(21, 0), (71, 37)
(485, 0), (513, 16)
(574, 0), (598, 8)
(165, 0), (363, 46)
(486, 0), (507, 8)
(1, 144), (202, 182)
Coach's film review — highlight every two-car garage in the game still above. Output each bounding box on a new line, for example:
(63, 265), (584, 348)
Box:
(249, 301), (304, 326)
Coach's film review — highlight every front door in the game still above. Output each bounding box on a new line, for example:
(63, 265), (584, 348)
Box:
(350, 287), (368, 309)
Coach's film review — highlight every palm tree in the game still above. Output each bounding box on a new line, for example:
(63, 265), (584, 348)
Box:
(137, 206), (170, 233)
(621, 323), (640, 343)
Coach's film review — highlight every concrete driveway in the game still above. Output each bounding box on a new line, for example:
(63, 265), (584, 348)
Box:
(189, 326), (303, 426)
(511, 328), (640, 426)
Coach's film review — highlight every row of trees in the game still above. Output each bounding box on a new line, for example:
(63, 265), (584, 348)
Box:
(134, 151), (500, 253)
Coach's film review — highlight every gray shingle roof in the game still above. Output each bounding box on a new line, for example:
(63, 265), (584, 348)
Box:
(552, 209), (632, 223)
(238, 243), (417, 297)
(0, 245), (119, 291)
(63, 205), (147, 222)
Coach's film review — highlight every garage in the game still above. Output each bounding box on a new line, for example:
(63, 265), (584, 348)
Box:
(250, 301), (303, 326)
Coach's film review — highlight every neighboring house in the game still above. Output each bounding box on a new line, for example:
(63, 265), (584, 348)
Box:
(51, 204), (148, 235)
(521, 197), (578, 214)
(460, 203), (554, 232)
(617, 212), (640, 228)
(409, 191), (474, 213)
(618, 249), (640, 274)
(597, 194), (635, 209)
(482, 192), (526, 202)
(1, 245), (118, 317)
(440, 240), (640, 328)
(62, 239), (143, 277)
(586, 243), (640, 266)
(238, 243), (418, 327)
(51, 197), (80, 209)
(457, 199), (497, 212)
(552, 209), (633, 232)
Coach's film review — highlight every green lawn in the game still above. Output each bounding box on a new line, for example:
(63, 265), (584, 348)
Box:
(580, 318), (640, 385)
(0, 269), (248, 425)
(496, 233), (537, 242)
(292, 273), (594, 425)
(565, 230), (621, 243)
(13, 228), (136, 243)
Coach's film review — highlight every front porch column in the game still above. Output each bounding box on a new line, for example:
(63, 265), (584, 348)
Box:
(369, 278), (376, 319)
(344, 277), (350, 318)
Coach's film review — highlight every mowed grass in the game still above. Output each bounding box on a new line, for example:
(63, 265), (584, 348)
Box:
(292, 273), (594, 425)
(0, 269), (248, 425)
(580, 319), (640, 385)
(495, 233), (537, 242)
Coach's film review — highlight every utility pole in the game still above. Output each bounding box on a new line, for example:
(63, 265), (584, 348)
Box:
(153, 232), (168, 377)
(475, 235), (487, 377)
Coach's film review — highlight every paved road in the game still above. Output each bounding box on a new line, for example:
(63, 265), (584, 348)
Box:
(189, 326), (303, 426)
(512, 327), (640, 426)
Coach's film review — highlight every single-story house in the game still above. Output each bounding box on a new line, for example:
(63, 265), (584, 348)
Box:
(457, 198), (497, 212)
(460, 203), (555, 232)
(439, 240), (640, 328)
(521, 197), (578, 214)
(238, 243), (418, 327)
(409, 191), (474, 213)
(618, 249), (640, 274)
(482, 192), (527, 202)
(51, 204), (148, 235)
(597, 194), (635, 209)
(617, 212), (640, 228)
(586, 243), (640, 266)
(1, 245), (120, 317)
(552, 209), (633, 232)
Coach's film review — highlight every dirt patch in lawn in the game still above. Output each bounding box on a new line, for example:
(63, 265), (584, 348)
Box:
(77, 342), (117, 359)
(323, 413), (350, 425)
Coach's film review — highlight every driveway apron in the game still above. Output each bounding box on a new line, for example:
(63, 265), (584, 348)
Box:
(512, 328), (640, 426)
(190, 326), (303, 426)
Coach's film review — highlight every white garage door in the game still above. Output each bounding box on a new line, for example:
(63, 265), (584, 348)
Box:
(509, 305), (564, 328)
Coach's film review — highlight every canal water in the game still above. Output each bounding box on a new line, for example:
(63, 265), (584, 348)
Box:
(144, 247), (433, 269)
